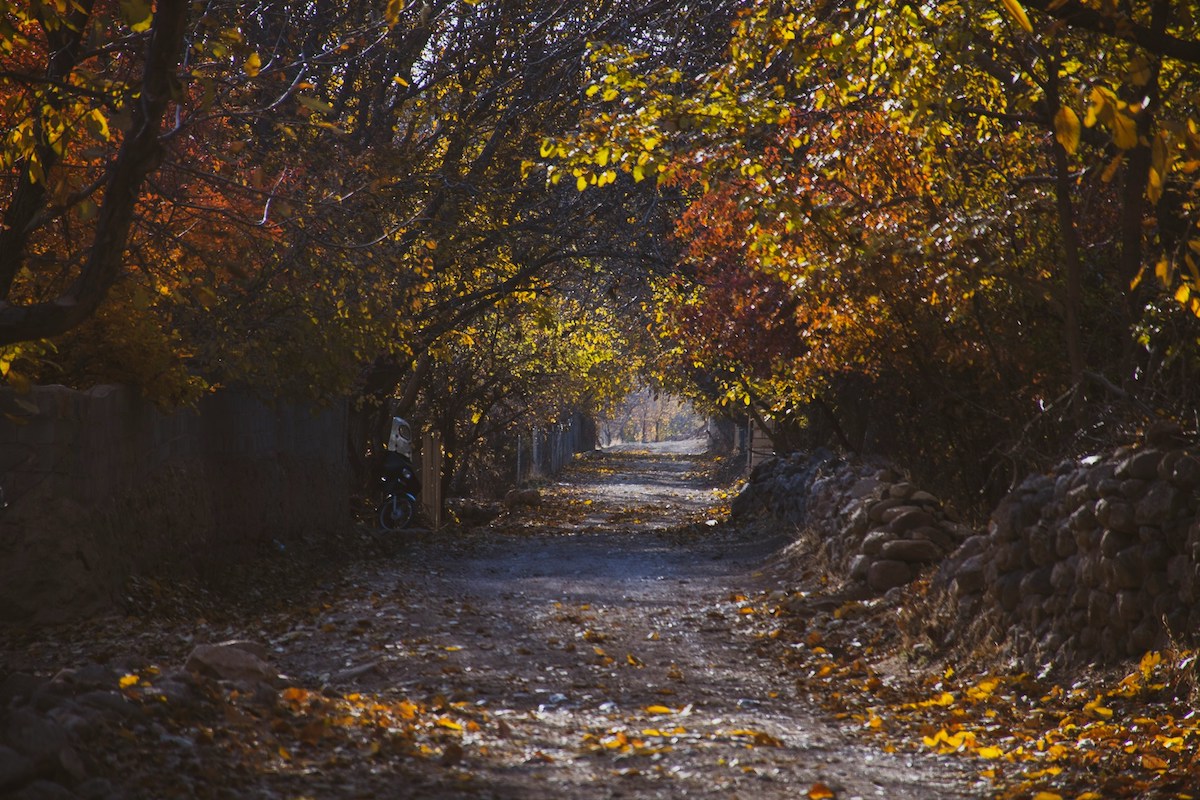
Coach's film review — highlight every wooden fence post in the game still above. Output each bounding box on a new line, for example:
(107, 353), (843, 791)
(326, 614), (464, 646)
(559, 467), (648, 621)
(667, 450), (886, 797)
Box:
(421, 431), (443, 529)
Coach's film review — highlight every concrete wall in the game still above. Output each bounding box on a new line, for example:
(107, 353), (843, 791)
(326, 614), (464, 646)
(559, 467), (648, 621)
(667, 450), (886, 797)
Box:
(0, 385), (349, 622)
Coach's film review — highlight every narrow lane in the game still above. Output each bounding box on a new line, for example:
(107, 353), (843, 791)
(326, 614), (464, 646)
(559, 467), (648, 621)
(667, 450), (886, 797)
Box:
(0, 442), (982, 799)
(274, 442), (979, 798)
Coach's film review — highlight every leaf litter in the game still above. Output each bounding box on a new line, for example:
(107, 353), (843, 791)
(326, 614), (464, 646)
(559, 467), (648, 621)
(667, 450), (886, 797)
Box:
(3, 442), (991, 799)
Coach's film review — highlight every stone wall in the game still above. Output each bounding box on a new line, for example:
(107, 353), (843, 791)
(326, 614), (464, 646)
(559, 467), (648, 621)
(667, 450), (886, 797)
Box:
(733, 450), (971, 592)
(941, 430), (1200, 663)
(0, 385), (349, 623)
(734, 428), (1200, 663)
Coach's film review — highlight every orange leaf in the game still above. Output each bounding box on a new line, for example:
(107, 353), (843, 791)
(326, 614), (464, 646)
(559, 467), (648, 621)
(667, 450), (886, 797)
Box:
(808, 782), (836, 800)
(1142, 754), (1169, 770)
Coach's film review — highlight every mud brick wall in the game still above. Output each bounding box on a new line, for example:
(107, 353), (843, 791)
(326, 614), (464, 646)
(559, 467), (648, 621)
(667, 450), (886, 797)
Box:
(0, 385), (349, 623)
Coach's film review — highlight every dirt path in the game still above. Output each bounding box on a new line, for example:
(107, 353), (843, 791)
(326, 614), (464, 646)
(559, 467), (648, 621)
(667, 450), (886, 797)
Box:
(1, 442), (983, 799)
(270, 442), (978, 799)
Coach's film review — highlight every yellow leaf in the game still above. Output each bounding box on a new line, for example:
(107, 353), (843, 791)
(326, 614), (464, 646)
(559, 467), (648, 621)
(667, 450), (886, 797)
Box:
(278, 745), (292, 760)
(978, 745), (1004, 759)
(119, 0), (153, 32)
(644, 705), (674, 715)
(1111, 109), (1139, 149)
(576, 175), (588, 191)
(118, 674), (139, 688)
(437, 717), (463, 731)
(1031, 794), (1062, 800)
(1175, 284), (1191, 304)
(1101, 153), (1124, 183)
(1155, 258), (1173, 285)
(999, 0), (1034, 33)
(384, 0), (405, 26)
(1054, 107), (1080, 155)
(540, 139), (555, 158)
(244, 52), (262, 77)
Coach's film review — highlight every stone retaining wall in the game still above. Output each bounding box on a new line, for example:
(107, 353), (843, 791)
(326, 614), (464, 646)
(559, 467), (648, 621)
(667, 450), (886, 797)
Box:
(942, 431), (1200, 663)
(735, 428), (1200, 662)
(733, 450), (971, 592)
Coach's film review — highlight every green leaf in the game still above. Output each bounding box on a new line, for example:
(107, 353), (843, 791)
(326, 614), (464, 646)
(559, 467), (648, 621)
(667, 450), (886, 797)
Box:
(297, 95), (334, 115)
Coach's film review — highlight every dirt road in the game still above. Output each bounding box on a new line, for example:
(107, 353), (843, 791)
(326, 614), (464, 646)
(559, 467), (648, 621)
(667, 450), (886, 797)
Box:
(1, 442), (982, 799)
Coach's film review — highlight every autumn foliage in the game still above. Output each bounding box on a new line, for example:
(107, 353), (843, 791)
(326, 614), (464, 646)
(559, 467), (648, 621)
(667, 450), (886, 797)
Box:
(6, 0), (1200, 505)
(544, 0), (1200, 506)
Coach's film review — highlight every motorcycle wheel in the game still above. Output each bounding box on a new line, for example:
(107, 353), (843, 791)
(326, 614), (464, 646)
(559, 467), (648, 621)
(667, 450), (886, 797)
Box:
(378, 494), (415, 531)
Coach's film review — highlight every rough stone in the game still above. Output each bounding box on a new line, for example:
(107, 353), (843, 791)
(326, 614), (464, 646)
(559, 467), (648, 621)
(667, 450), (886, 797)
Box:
(1086, 590), (1113, 628)
(848, 478), (883, 499)
(185, 641), (277, 685)
(1028, 527), (1056, 567)
(1050, 557), (1078, 592)
(0, 746), (34, 793)
(909, 490), (941, 507)
(888, 482), (916, 500)
(1073, 525), (1101, 552)
(912, 525), (955, 552)
(867, 498), (905, 523)
(1117, 449), (1164, 481)
(1136, 482), (1183, 527)
(1119, 479), (1150, 502)
(867, 560), (913, 592)
(0, 674), (44, 708)
(887, 509), (936, 535)
(1111, 547), (1147, 590)
(8, 780), (79, 800)
(1019, 567), (1053, 598)
(953, 554), (987, 596)
(849, 554), (872, 581)
(955, 535), (988, 561)
(879, 538), (942, 563)
(1054, 525), (1077, 558)
(1130, 620), (1161, 653)
(3, 709), (69, 770)
(1100, 528), (1133, 558)
(1095, 498), (1137, 534)
(860, 529), (895, 556)
(1115, 590), (1143, 622)
(1170, 454), (1200, 489)
(994, 541), (1026, 573)
(1078, 553), (1102, 587)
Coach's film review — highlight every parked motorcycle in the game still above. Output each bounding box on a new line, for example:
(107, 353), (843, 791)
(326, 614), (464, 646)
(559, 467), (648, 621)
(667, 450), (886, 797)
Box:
(376, 416), (421, 531)
(377, 450), (421, 531)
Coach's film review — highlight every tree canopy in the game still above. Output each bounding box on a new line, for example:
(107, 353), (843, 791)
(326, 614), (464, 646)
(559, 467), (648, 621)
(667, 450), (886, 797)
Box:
(4, 0), (1200, 505)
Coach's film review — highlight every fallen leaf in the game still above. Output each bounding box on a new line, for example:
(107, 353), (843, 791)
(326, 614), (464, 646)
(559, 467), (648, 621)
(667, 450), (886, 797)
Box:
(808, 782), (836, 799)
